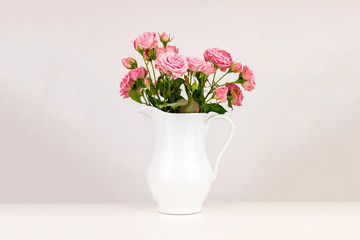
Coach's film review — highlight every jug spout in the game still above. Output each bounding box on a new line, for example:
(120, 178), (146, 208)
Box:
(138, 106), (164, 121)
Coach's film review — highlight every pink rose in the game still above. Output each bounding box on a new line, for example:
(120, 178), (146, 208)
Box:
(203, 48), (233, 71)
(160, 32), (170, 43)
(119, 74), (134, 98)
(187, 57), (208, 72)
(128, 67), (148, 80)
(144, 78), (150, 85)
(156, 45), (179, 57)
(201, 62), (216, 75)
(230, 63), (242, 73)
(155, 52), (188, 79)
(241, 65), (255, 91)
(134, 32), (158, 50)
(226, 83), (243, 106)
(213, 86), (228, 103)
(122, 57), (137, 69)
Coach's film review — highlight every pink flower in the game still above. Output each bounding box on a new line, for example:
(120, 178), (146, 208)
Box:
(155, 52), (188, 79)
(241, 65), (255, 91)
(144, 78), (150, 85)
(122, 57), (137, 69)
(187, 57), (217, 75)
(160, 32), (170, 43)
(213, 86), (228, 103)
(119, 74), (134, 98)
(201, 62), (216, 75)
(230, 63), (242, 73)
(226, 83), (243, 106)
(187, 57), (208, 72)
(156, 45), (179, 57)
(134, 32), (158, 51)
(128, 67), (148, 80)
(203, 48), (233, 71)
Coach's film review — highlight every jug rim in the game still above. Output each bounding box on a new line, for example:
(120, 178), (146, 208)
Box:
(138, 105), (216, 116)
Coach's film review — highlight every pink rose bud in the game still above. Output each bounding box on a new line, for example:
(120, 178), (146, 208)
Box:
(241, 65), (256, 91)
(230, 63), (242, 73)
(122, 57), (137, 69)
(213, 86), (228, 103)
(144, 78), (150, 85)
(226, 83), (244, 106)
(160, 32), (170, 43)
(128, 67), (148, 80)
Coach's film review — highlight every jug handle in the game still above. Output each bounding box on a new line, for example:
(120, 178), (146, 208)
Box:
(205, 115), (235, 181)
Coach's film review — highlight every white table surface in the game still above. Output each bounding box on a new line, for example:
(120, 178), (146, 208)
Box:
(1, 203), (359, 240)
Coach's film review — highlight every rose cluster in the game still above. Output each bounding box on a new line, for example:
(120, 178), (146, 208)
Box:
(119, 66), (147, 98)
(119, 32), (256, 114)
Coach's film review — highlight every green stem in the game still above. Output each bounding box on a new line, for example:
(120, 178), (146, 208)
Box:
(218, 80), (236, 87)
(204, 71), (229, 101)
(142, 55), (151, 78)
(204, 71), (217, 100)
(167, 75), (173, 101)
(189, 72), (193, 97)
(212, 71), (217, 85)
(141, 90), (149, 105)
(150, 61), (163, 103)
(185, 83), (190, 99)
(215, 72), (229, 85)
(142, 56), (162, 103)
(200, 97), (213, 108)
(150, 61), (157, 83)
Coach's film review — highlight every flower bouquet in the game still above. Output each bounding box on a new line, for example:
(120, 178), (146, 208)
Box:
(119, 32), (257, 214)
(120, 32), (255, 114)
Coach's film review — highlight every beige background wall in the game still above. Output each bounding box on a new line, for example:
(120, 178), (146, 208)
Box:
(0, 0), (359, 202)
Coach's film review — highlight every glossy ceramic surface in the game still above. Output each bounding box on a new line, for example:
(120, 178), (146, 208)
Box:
(139, 106), (234, 214)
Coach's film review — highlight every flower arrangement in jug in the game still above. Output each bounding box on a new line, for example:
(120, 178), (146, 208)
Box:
(119, 32), (256, 114)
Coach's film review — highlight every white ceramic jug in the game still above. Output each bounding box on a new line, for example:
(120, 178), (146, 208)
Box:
(139, 106), (234, 214)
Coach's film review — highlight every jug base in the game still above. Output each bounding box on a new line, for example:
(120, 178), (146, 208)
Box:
(158, 206), (202, 215)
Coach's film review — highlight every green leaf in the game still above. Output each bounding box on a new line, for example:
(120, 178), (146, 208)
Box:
(227, 91), (234, 110)
(172, 78), (184, 89)
(172, 88), (183, 101)
(147, 93), (158, 106)
(192, 89), (201, 100)
(174, 99), (188, 107)
(227, 98), (233, 110)
(235, 76), (246, 84)
(194, 72), (201, 80)
(156, 76), (164, 86)
(148, 48), (157, 61)
(202, 103), (227, 114)
(128, 89), (142, 103)
(159, 81), (168, 98)
(135, 78), (146, 88)
(191, 83), (197, 92)
(202, 103), (215, 113)
(211, 104), (227, 114)
(159, 99), (188, 109)
(180, 98), (200, 113)
(131, 62), (138, 69)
